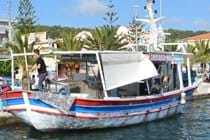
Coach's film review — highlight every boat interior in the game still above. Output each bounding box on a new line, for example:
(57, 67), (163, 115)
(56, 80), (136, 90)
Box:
(42, 53), (181, 99)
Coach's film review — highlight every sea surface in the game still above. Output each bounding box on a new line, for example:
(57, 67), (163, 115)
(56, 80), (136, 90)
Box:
(0, 98), (210, 140)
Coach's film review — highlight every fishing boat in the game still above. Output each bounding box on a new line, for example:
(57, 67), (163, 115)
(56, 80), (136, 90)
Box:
(0, 0), (199, 132)
(0, 50), (198, 131)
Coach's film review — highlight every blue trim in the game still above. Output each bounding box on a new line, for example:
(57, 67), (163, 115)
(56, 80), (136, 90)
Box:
(3, 90), (194, 114)
(3, 98), (24, 106)
(30, 99), (54, 108)
(3, 98), (54, 109)
(70, 97), (181, 113)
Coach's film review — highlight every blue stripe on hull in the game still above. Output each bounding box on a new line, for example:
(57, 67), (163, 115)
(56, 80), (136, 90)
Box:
(70, 97), (180, 113)
(186, 90), (193, 99)
(3, 98), (54, 109)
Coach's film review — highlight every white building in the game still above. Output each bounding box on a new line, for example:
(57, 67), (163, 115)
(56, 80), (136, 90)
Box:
(0, 19), (15, 44)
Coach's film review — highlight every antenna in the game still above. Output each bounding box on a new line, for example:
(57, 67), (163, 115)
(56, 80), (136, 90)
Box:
(133, 5), (139, 18)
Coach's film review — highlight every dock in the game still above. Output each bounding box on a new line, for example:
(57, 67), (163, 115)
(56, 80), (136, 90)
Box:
(0, 112), (20, 127)
(192, 82), (210, 100)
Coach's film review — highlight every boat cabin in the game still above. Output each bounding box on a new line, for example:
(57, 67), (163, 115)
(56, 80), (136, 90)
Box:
(36, 51), (192, 99)
(9, 51), (192, 100)
(40, 51), (159, 99)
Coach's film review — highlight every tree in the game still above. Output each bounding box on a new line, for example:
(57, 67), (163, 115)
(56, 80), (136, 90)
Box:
(165, 29), (208, 42)
(15, 0), (37, 34)
(103, 0), (119, 26)
(0, 61), (12, 76)
(164, 45), (177, 52)
(187, 40), (210, 67)
(6, 32), (35, 72)
(129, 16), (144, 44)
(56, 31), (84, 51)
(84, 25), (128, 50)
(6, 32), (36, 89)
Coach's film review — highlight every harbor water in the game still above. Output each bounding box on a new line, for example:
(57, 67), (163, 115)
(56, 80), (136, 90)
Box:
(0, 98), (210, 140)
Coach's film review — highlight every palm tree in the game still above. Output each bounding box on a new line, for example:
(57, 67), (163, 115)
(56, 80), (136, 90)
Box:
(164, 45), (178, 52)
(187, 40), (210, 64)
(186, 40), (210, 73)
(56, 31), (85, 78)
(6, 32), (36, 90)
(56, 31), (84, 51)
(6, 32), (35, 69)
(84, 25), (128, 50)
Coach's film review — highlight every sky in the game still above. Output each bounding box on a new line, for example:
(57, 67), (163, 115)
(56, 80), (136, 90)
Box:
(1, 0), (210, 31)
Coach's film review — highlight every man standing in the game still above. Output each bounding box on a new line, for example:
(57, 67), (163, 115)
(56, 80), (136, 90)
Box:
(33, 49), (47, 92)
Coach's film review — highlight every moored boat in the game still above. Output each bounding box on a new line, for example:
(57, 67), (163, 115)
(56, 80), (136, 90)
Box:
(0, 51), (198, 132)
(0, 0), (199, 132)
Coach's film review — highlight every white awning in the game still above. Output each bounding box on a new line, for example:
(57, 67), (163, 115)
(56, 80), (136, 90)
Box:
(100, 52), (158, 90)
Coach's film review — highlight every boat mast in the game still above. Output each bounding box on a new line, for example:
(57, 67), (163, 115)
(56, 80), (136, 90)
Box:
(135, 0), (164, 52)
(146, 0), (158, 51)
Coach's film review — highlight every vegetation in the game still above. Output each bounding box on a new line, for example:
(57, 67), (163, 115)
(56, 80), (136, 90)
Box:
(81, 0), (127, 50)
(187, 40), (210, 64)
(6, 32), (35, 71)
(1, 0), (210, 76)
(33, 25), (90, 39)
(15, 0), (37, 34)
(129, 16), (144, 44)
(164, 29), (209, 55)
(103, 0), (119, 27)
(0, 61), (12, 76)
(56, 31), (84, 51)
(83, 25), (127, 50)
(165, 29), (208, 43)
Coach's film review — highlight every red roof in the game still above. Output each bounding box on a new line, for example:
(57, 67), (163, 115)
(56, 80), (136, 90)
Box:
(181, 32), (210, 41)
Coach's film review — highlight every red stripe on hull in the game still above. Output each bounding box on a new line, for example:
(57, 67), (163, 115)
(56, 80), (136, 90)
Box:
(75, 94), (179, 106)
(74, 87), (196, 106)
(0, 91), (31, 100)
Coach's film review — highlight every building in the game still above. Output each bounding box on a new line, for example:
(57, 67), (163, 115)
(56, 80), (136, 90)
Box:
(179, 32), (210, 45)
(0, 19), (15, 44)
(179, 33), (210, 73)
(22, 32), (58, 50)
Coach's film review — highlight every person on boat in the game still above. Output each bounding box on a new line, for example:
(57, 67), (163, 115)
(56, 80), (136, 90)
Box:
(151, 78), (161, 94)
(33, 49), (47, 92)
(0, 78), (11, 93)
(162, 75), (170, 92)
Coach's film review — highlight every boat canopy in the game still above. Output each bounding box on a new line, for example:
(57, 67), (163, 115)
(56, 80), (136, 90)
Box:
(100, 52), (158, 90)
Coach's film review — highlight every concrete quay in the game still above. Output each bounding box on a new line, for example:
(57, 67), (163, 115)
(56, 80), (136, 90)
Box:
(192, 82), (210, 100)
(0, 112), (20, 127)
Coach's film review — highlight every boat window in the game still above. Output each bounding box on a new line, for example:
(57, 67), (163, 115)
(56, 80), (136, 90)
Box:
(153, 62), (180, 93)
